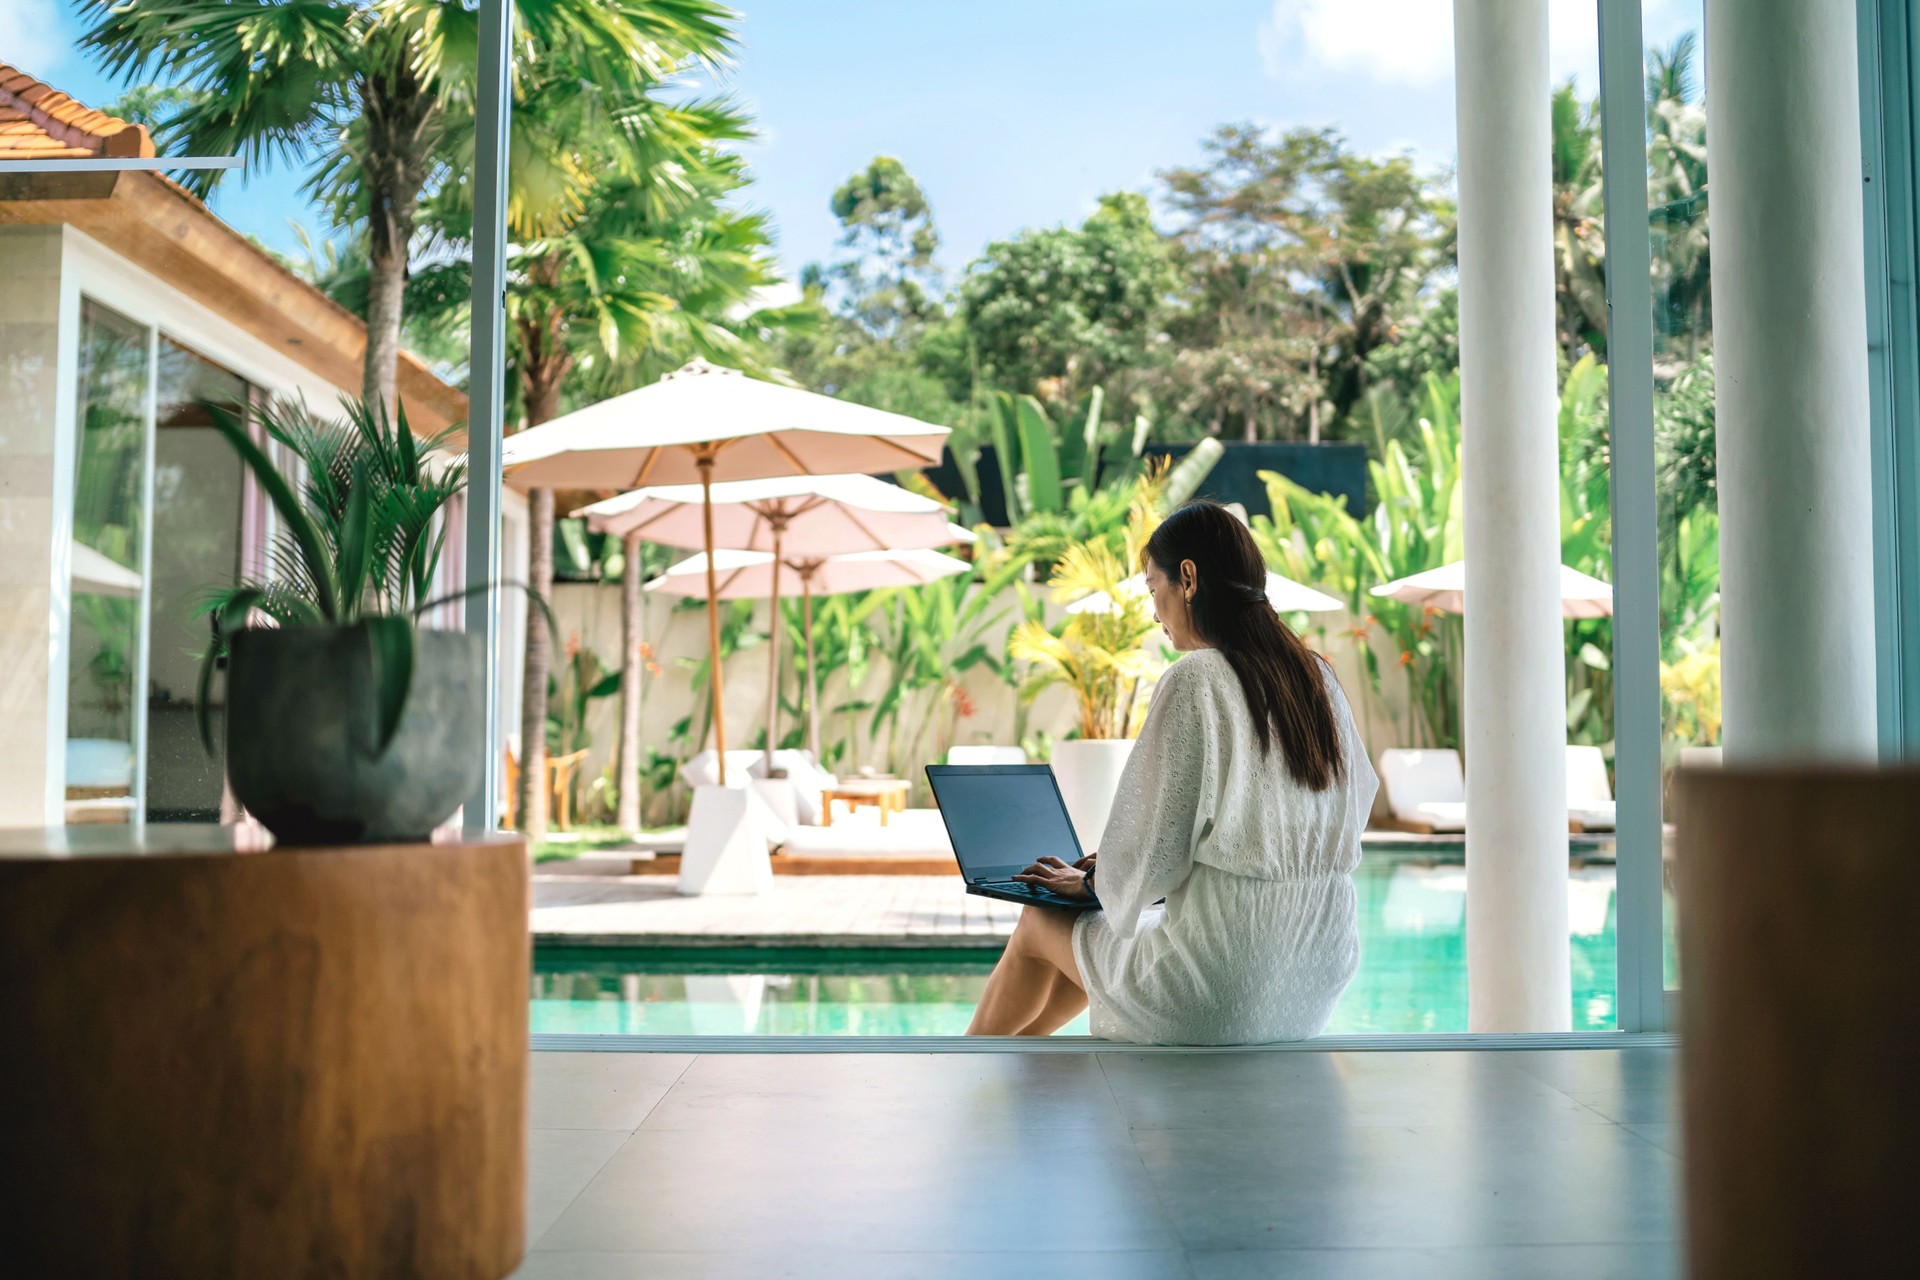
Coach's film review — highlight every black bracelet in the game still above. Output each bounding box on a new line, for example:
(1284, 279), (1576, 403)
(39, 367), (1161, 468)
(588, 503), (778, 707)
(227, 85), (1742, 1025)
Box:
(1083, 864), (1098, 902)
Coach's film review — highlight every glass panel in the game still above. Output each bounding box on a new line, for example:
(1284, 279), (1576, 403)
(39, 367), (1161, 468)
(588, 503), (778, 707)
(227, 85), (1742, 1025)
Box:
(1649, 5), (1714, 990)
(65, 300), (150, 823)
(145, 338), (249, 822)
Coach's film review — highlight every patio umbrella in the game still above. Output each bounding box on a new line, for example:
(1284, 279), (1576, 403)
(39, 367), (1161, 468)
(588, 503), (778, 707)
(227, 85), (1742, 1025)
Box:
(648, 547), (973, 759)
(71, 542), (142, 598)
(504, 359), (949, 785)
(577, 474), (972, 776)
(1369, 560), (1614, 620)
(1065, 570), (1344, 616)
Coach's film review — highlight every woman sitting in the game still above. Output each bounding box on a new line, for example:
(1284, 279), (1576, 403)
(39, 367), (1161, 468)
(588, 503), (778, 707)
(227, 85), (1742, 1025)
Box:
(965, 500), (1378, 1044)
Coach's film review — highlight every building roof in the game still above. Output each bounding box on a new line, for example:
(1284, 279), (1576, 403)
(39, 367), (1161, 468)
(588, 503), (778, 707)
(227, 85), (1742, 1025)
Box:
(0, 62), (467, 438)
(0, 63), (155, 160)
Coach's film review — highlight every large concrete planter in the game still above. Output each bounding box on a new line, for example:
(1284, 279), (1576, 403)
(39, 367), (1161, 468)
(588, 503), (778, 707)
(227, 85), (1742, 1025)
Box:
(1676, 767), (1920, 1279)
(0, 828), (529, 1278)
(1051, 738), (1135, 852)
(226, 625), (484, 843)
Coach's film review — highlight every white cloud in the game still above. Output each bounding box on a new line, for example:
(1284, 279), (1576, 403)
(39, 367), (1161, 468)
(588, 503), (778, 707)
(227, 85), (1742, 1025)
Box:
(1259, 0), (1690, 94)
(1260, 0), (1454, 86)
(0, 0), (67, 79)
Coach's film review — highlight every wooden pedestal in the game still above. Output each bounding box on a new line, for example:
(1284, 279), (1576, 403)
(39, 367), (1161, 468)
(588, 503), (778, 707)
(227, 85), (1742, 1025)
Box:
(1676, 768), (1920, 1279)
(0, 827), (529, 1278)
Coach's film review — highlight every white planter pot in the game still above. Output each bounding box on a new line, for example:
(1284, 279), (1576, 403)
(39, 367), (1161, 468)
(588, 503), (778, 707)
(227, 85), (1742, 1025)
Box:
(1050, 738), (1136, 853)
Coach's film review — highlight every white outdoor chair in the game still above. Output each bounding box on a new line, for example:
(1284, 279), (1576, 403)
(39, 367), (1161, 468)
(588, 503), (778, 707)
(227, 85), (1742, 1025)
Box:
(1377, 748), (1467, 833)
(749, 749), (838, 826)
(1566, 745), (1617, 832)
(945, 745), (1029, 766)
(678, 749), (766, 791)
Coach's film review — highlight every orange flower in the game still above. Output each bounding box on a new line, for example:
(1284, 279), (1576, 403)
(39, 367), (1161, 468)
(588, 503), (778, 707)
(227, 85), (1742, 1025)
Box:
(1398, 650), (1416, 667)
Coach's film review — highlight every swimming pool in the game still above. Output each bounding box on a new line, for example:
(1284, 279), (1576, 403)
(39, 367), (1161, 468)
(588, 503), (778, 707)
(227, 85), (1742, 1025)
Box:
(531, 858), (1646, 1035)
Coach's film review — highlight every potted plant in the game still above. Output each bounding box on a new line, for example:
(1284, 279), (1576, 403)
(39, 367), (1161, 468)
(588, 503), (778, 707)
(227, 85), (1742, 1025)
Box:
(196, 397), (494, 843)
(1010, 521), (1163, 850)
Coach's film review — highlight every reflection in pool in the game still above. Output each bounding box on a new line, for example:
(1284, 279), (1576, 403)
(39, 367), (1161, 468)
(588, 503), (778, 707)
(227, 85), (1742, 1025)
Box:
(531, 857), (1630, 1036)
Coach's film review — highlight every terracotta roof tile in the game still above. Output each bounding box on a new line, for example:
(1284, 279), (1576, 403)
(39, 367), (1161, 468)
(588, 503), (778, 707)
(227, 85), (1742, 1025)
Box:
(0, 62), (153, 161)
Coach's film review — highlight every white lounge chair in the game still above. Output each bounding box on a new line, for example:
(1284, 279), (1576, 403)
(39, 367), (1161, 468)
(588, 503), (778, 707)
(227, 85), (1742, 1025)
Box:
(1566, 745), (1617, 833)
(945, 745), (1029, 766)
(748, 749), (838, 826)
(1377, 748), (1468, 833)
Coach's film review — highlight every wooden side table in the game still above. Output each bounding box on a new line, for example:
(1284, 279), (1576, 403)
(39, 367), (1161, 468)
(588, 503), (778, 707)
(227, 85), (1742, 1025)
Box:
(821, 779), (911, 827)
(0, 825), (529, 1278)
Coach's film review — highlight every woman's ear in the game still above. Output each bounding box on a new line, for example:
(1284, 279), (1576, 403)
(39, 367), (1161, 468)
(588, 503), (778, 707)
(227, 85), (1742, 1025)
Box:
(1180, 559), (1198, 600)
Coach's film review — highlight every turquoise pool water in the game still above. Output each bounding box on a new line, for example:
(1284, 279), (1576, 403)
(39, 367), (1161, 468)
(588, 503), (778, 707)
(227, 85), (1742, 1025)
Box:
(532, 858), (1640, 1036)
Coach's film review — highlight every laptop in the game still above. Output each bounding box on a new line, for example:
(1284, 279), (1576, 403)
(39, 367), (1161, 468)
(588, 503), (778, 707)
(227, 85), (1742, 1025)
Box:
(924, 763), (1100, 910)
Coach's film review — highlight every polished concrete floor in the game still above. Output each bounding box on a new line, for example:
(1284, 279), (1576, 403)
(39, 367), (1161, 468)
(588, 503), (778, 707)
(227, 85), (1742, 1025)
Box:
(511, 1046), (1680, 1279)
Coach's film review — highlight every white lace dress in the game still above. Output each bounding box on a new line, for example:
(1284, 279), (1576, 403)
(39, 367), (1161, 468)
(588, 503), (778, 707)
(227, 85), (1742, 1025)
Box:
(1070, 648), (1378, 1045)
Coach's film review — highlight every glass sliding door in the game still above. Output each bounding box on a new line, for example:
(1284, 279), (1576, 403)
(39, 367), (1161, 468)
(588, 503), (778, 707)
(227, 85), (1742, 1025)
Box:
(1646, 3), (1714, 1000)
(64, 300), (153, 824)
(145, 338), (251, 821)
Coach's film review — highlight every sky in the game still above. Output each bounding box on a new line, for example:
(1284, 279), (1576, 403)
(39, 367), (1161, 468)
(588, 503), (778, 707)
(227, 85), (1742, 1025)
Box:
(12, 0), (1700, 288)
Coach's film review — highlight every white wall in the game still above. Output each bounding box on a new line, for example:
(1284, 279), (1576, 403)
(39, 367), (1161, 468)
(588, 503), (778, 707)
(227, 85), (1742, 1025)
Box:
(542, 579), (1398, 826)
(0, 227), (73, 825)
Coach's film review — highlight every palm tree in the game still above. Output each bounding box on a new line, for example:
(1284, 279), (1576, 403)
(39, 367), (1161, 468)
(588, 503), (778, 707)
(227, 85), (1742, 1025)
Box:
(491, 165), (794, 840)
(1646, 33), (1712, 370)
(77, 0), (741, 412)
(1550, 81), (1607, 364)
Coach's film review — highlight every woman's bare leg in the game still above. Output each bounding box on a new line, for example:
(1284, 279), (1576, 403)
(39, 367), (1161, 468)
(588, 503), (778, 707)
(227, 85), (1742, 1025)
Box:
(1015, 969), (1090, 1036)
(966, 906), (1083, 1035)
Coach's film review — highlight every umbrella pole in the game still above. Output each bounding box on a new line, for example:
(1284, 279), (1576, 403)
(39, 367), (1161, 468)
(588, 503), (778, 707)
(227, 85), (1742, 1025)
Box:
(699, 450), (728, 786)
(804, 573), (820, 762)
(764, 520), (785, 778)
(618, 530), (644, 833)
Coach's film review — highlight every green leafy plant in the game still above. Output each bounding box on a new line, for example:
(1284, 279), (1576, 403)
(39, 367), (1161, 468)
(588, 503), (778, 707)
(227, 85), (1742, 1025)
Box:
(193, 396), (537, 759)
(1008, 486), (1166, 741)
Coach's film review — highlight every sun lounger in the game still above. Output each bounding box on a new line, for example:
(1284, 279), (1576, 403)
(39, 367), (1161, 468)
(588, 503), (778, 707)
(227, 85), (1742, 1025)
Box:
(1566, 745), (1617, 833)
(1377, 748), (1468, 833)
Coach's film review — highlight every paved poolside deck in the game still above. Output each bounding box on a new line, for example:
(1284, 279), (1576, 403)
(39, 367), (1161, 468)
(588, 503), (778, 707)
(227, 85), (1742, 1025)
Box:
(511, 1044), (1681, 1278)
(533, 873), (1021, 948)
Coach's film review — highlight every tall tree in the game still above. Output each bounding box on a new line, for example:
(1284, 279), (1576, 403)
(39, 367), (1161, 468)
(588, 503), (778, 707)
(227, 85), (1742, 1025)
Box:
(824, 155), (943, 343)
(1156, 124), (1442, 442)
(957, 191), (1176, 408)
(79, 0), (741, 412)
(778, 156), (962, 424)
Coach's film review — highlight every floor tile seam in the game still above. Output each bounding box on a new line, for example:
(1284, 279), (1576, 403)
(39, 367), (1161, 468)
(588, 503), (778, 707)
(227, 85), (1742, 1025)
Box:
(1104, 1058), (1192, 1249)
(524, 1131), (635, 1254)
(634, 1053), (703, 1129)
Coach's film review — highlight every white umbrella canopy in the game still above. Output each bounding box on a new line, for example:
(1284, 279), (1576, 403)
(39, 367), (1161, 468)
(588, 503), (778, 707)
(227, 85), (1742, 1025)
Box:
(1370, 560), (1615, 620)
(651, 547), (973, 759)
(502, 359), (949, 490)
(575, 473), (965, 556)
(1066, 570), (1344, 617)
(71, 542), (142, 599)
(502, 358), (950, 792)
(584, 475), (972, 775)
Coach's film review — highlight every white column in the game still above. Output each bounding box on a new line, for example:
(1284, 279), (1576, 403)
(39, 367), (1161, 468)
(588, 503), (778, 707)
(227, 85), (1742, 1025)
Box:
(1454, 0), (1570, 1032)
(1707, 0), (1878, 763)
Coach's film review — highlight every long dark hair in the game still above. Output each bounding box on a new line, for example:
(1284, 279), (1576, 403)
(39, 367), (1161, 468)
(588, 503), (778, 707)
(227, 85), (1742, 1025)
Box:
(1145, 500), (1344, 791)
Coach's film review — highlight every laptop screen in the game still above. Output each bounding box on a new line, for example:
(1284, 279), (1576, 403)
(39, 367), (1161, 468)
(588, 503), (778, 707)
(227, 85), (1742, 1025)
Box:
(926, 765), (1084, 881)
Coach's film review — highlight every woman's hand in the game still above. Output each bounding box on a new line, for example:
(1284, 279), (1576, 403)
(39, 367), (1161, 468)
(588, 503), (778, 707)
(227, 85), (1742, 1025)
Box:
(1015, 855), (1091, 899)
